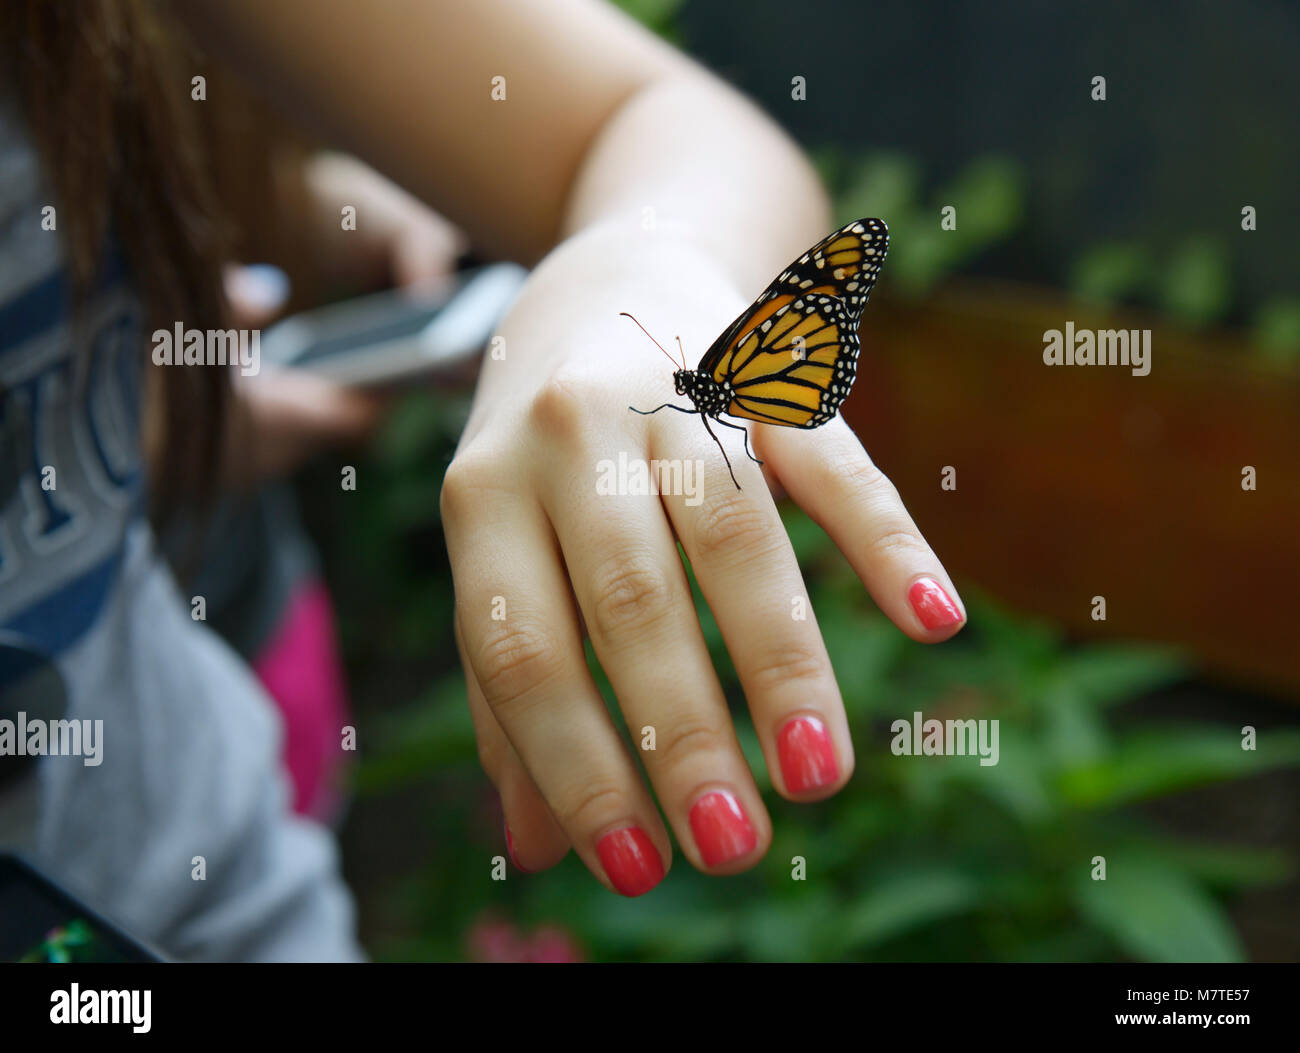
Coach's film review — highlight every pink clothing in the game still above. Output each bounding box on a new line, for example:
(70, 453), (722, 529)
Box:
(251, 579), (351, 820)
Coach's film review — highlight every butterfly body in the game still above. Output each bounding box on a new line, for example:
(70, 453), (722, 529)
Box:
(672, 368), (731, 416)
(629, 218), (888, 488)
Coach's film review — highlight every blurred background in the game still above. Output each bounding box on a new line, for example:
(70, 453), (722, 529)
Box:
(189, 0), (1300, 961)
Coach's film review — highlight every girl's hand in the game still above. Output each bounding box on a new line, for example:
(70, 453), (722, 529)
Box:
(442, 224), (966, 896)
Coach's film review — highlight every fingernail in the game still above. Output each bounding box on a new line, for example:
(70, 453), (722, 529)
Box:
(689, 791), (757, 866)
(505, 822), (531, 873)
(908, 577), (964, 630)
(777, 715), (839, 793)
(596, 827), (664, 897)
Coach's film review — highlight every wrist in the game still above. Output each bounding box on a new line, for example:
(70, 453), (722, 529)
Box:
(461, 222), (746, 441)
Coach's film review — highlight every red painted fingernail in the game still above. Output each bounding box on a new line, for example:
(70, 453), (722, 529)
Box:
(689, 791), (758, 866)
(777, 716), (839, 793)
(505, 823), (531, 873)
(908, 577), (963, 630)
(596, 827), (664, 897)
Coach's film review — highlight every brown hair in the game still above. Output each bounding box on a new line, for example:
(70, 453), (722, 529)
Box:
(1, 0), (231, 517)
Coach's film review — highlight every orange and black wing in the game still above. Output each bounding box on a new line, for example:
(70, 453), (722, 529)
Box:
(719, 294), (857, 428)
(695, 218), (887, 429)
(764, 216), (888, 317)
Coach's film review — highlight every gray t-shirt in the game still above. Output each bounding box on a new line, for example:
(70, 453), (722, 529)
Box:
(0, 94), (362, 961)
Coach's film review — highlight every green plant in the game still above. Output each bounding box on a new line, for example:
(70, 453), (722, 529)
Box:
(1252, 297), (1300, 363)
(1069, 241), (1156, 308)
(817, 150), (1025, 298)
(609, 0), (685, 42)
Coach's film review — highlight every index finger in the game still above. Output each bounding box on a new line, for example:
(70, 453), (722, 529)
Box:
(760, 419), (967, 642)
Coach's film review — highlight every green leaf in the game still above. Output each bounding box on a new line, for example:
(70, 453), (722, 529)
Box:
(779, 502), (831, 563)
(1059, 726), (1300, 809)
(809, 146), (847, 195)
(834, 867), (979, 951)
(736, 717), (769, 791)
(1051, 646), (1186, 709)
(821, 614), (907, 717)
(1042, 683), (1110, 768)
(836, 153), (921, 230)
(1072, 856), (1244, 962)
(739, 892), (838, 961)
(964, 593), (1062, 675)
(935, 155), (1025, 246)
(890, 225), (962, 297)
(557, 871), (749, 960)
(1159, 238), (1232, 328)
(353, 674), (476, 792)
(1069, 242), (1155, 307)
(1134, 838), (1292, 890)
(609, 0), (685, 38)
(944, 724), (1058, 823)
(1252, 297), (1300, 363)
(375, 390), (467, 466)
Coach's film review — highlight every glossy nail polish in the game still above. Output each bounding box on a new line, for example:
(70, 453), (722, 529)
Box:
(908, 577), (963, 630)
(689, 790), (758, 866)
(596, 827), (664, 897)
(777, 715), (839, 793)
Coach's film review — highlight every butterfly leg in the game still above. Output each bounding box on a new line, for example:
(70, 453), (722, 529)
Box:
(700, 413), (741, 490)
(713, 417), (763, 467)
(628, 402), (695, 417)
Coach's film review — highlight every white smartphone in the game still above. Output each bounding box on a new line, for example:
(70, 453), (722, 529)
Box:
(256, 262), (527, 388)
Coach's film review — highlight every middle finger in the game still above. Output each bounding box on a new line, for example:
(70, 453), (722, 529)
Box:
(657, 426), (854, 803)
(541, 453), (771, 874)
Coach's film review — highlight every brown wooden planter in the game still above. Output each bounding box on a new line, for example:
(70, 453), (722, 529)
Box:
(841, 280), (1300, 698)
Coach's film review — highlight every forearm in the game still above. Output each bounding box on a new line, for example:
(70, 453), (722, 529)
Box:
(459, 223), (753, 445)
(178, 0), (826, 282)
(463, 75), (830, 437)
(561, 73), (830, 297)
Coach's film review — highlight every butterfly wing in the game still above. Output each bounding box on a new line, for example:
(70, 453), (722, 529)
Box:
(695, 218), (887, 429)
(768, 216), (889, 317)
(721, 294), (857, 428)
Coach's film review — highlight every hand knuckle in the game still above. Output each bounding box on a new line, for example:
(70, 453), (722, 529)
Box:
(747, 642), (827, 692)
(529, 368), (597, 447)
(826, 457), (896, 504)
(440, 448), (502, 520)
(868, 527), (928, 562)
(691, 491), (771, 562)
(656, 716), (726, 769)
(589, 554), (675, 639)
(473, 618), (564, 712)
(559, 780), (626, 831)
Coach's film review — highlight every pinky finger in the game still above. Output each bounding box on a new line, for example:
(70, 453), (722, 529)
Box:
(455, 617), (570, 872)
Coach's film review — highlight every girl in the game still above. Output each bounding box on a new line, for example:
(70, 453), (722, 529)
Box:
(0, 0), (964, 958)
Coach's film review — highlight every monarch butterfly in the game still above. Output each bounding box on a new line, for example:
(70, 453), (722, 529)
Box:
(627, 217), (888, 489)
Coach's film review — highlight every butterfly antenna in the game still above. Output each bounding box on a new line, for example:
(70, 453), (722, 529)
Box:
(619, 312), (682, 370)
(674, 336), (688, 371)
